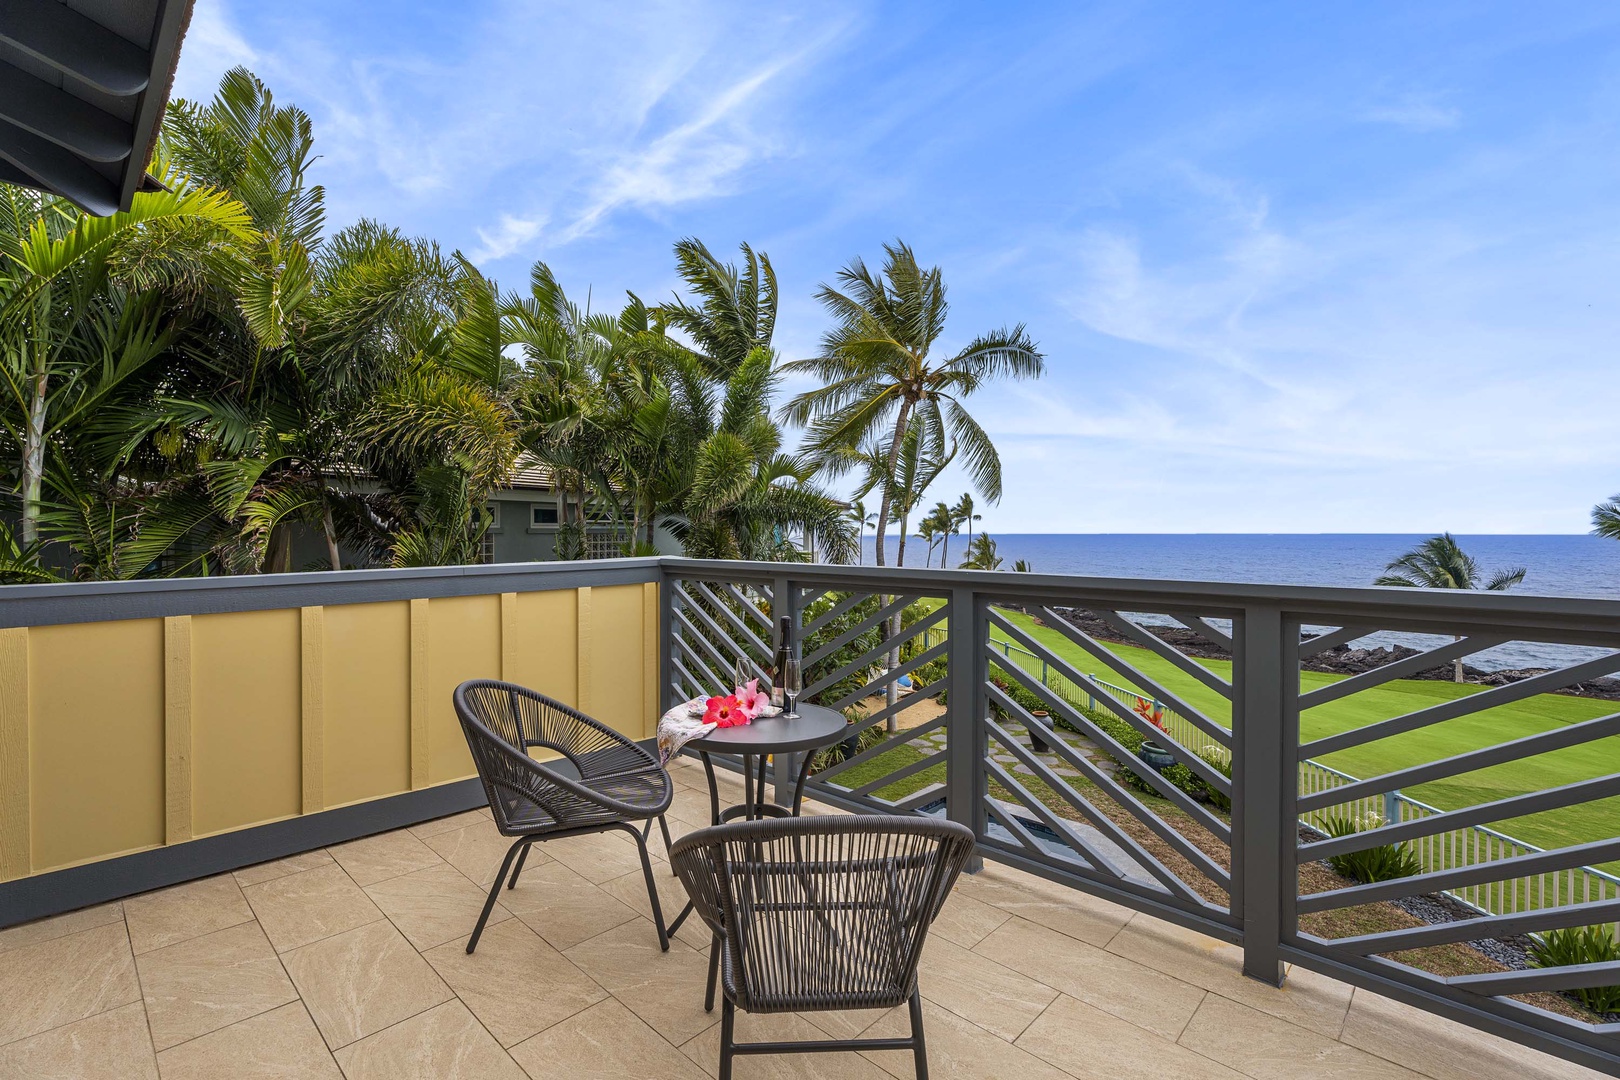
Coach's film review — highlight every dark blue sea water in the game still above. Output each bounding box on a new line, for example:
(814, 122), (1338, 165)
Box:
(861, 534), (1620, 670)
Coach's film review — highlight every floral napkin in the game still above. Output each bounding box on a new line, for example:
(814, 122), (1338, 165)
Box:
(655, 679), (781, 765)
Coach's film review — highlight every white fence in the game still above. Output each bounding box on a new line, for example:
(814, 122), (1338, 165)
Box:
(923, 623), (1620, 924)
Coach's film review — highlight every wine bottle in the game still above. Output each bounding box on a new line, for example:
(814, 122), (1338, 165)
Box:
(770, 615), (791, 708)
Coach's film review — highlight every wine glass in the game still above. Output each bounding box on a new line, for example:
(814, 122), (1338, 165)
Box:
(733, 655), (751, 692)
(782, 656), (802, 718)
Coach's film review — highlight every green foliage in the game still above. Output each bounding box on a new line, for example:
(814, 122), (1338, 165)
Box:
(1197, 746), (1233, 812)
(1529, 926), (1620, 1014)
(1375, 532), (1525, 592)
(1313, 813), (1424, 884)
(960, 532), (1002, 569)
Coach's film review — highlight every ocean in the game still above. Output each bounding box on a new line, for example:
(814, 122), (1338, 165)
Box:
(860, 533), (1620, 671)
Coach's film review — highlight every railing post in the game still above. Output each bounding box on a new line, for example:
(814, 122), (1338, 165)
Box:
(946, 587), (984, 871)
(1234, 604), (1292, 986)
(774, 575), (800, 807)
(1383, 788), (1401, 826)
(658, 566), (675, 712)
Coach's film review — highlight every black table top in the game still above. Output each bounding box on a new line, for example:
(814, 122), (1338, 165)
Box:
(685, 702), (849, 755)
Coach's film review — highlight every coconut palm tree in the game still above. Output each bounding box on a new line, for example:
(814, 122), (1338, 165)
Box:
(960, 532), (1003, 570)
(781, 240), (1042, 566)
(951, 491), (980, 552)
(916, 513), (939, 568)
(1375, 533), (1526, 681)
(1593, 495), (1620, 541)
(654, 238), (776, 380)
(928, 500), (960, 568)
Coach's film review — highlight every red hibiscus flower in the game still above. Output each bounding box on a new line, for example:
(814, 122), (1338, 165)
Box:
(703, 694), (750, 728)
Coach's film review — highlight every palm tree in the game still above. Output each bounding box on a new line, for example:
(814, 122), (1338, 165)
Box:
(916, 513), (939, 568)
(0, 177), (252, 548)
(951, 492), (981, 553)
(1375, 533), (1526, 681)
(929, 500), (960, 568)
(847, 498), (876, 564)
(781, 240), (1043, 566)
(960, 532), (1002, 570)
(1593, 495), (1620, 541)
(654, 238), (776, 380)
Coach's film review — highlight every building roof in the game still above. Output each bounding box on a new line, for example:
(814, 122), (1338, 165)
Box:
(0, 0), (195, 215)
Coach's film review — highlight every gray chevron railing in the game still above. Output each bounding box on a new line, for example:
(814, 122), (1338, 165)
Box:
(657, 557), (1620, 1074)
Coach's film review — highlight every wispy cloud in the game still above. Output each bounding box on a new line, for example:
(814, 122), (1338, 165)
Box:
(470, 214), (545, 262)
(1358, 92), (1461, 132)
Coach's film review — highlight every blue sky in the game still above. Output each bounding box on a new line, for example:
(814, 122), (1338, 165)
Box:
(173, 1), (1620, 534)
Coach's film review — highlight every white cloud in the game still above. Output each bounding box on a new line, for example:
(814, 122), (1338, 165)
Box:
(471, 214), (546, 262)
(1359, 94), (1461, 132)
(171, 0), (257, 101)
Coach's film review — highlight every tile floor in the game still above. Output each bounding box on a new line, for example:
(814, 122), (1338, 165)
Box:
(0, 757), (1605, 1079)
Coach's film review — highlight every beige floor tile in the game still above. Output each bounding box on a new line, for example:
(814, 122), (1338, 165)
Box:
(862, 998), (1071, 1080)
(509, 997), (709, 1080)
(954, 862), (1134, 947)
(333, 1000), (526, 1079)
(503, 859), (642, 951)
(136, 921), (297, 1050)
(233, 849), (335, 888)
(423, 820), (539, 886)
(1180, 994), (1421, 1080)
(975, 916), (1206, 1041)
(915, 935), (1056, 1042)
(680, 1009), (891, 1080)
(542, 829), (652, 883)
(243, 864), (385, 953)
(364, 862), (511, 951)
(327, 829), (443, 886)
(0, 1002), (155, 1080)
(0, 902), (123, 955)
(0, 921), (140, 1045)
(598, 863), (711, 951)
(155, 1002), (341, 1080)
(408, 807), (492, 840)
(1015, 994), (1246, 1080)
(282, 919), (452, 1049)
(423, 919), (607, 1046)
(123, 875), (254, 955)
(1106, 914), (1352, 1038)
(1339, 989), (1611, 1080)
(564, 919), (717, 1045)
(800, 1005), (891, 1043)
(929, 890), (1012, 949)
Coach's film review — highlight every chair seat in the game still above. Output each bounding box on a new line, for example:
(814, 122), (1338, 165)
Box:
(496, 765), (670, 835)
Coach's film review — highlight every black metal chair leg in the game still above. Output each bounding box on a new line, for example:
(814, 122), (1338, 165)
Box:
(629, 825), (670, 952)
(719, 998), (736, 1080)
(705, 932), (720, 1012)
(658, 814), (676, 875)
(908, 986), (929, 1080)
(506, 841), (531, 890)
(468, 837), (527, 954)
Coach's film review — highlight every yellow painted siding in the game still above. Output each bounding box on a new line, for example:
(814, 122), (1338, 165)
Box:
(6, 577), (661, 888)
(587, 584), (650, 740)
(28, 619), (165, 871)
(190, 610), (302, 836)
(426, 594), (501, 784)
(503, 589), (580, 707)
(323, 601), (411, 807)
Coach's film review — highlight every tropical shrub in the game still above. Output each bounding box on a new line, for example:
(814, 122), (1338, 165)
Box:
(1529, 926), (1620, 1014)
(1196, 746), (1233, 812)
(1313, 813), (1423, 883)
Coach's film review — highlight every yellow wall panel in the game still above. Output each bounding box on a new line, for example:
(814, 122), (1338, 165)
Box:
(323, 601), (411, 807)
(29, 619), (164, 870)
(427, 594), (501, 783)
(504, 589), (579, 706)
(190, 610), (301, 836)
(587, 584), (649, 739)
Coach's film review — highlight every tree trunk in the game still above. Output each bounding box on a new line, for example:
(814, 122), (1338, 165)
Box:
(320, 493), (341, 571)
(872, 399), (913, 568)
(941, 531), (950, 570)
(262, 522), (293, 574)
(20, 366), (47, 546)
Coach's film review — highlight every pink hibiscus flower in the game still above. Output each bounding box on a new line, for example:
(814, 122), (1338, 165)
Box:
(703, 693), (750, 728)
(733, 678), (767, 720)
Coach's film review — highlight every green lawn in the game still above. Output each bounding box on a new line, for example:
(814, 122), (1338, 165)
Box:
(986, 608), (1620, 860)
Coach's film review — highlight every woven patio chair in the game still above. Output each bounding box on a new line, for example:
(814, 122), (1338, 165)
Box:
(453, 679), (675, 953)
(670, 814), (976, 1080)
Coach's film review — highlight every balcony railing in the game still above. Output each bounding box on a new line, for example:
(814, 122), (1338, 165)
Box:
(2, 556), (1619, 1073)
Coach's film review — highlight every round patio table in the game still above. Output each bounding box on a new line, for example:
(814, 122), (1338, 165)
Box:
(686, 703), (850, 824)
(665, 703), (848, 939)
